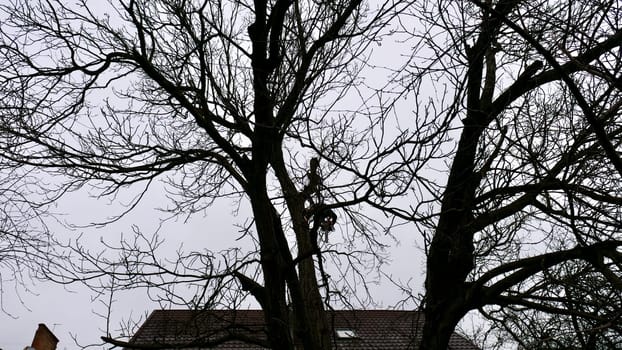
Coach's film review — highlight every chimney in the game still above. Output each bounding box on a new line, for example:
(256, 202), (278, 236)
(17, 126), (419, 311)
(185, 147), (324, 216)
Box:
(30, 324), (59, 350)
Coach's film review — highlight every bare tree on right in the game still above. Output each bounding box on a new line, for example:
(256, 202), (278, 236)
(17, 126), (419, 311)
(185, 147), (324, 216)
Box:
(388, 1), (622, 348)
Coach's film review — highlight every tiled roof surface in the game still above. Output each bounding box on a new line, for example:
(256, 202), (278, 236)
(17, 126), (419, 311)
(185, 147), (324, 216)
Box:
(128, 309), (479, 350)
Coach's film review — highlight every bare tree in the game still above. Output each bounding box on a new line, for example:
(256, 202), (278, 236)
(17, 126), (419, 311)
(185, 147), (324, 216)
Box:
(391, 0), (622, 348)
(4, 0), (622, 349)
(0, 0), (406, 349)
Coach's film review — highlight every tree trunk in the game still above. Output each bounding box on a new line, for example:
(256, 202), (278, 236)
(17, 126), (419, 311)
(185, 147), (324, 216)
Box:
(420, 120), (483, 349)
(295, 230), (331, 350)
(420, 227), (474, 350)
(249, 179), (331, 350)
(270, 151), (332, 350)
(420, 298), (467, 350)
(250, 191), (295, 350)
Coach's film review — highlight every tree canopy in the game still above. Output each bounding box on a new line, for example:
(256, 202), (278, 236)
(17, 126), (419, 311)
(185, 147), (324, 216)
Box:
(1, 0), (622, 349)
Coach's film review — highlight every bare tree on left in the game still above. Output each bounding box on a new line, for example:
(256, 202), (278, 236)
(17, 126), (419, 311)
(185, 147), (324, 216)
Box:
(0, 1), (407, 348)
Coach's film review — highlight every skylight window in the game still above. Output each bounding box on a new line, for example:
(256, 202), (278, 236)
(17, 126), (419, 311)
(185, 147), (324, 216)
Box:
(335, 329), (358, 339)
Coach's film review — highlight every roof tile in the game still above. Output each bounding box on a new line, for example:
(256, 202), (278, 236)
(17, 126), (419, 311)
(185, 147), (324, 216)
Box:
(127, 309), (479, 350)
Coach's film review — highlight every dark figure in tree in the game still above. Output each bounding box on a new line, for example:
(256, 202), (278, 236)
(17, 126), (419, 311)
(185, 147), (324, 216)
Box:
(302, 157), (337, 245)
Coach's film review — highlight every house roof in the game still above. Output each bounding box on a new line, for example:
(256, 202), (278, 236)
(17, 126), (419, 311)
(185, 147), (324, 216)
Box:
(127, 309), (479, 350)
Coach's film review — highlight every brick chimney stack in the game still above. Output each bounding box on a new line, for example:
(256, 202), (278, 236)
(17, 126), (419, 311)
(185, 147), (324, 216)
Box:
(30, 324), (59, 350)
